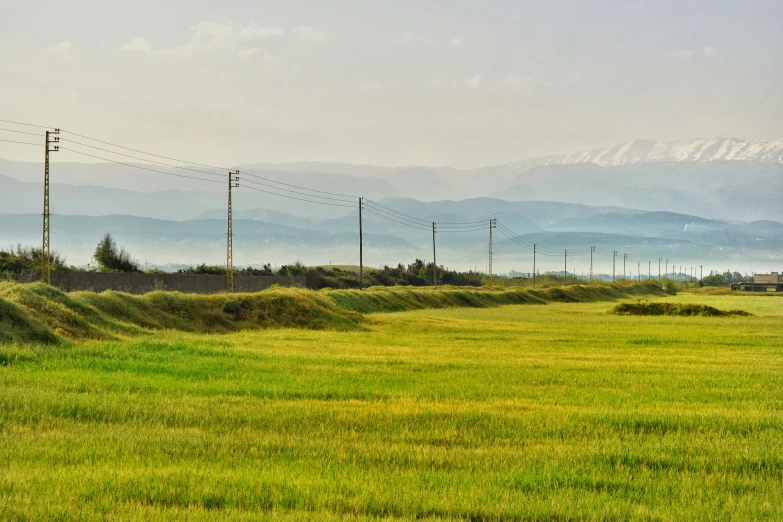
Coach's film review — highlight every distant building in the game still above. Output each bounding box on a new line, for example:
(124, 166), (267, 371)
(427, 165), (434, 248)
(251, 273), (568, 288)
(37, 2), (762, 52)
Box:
(732, 272), (783, 292)
(754, 272), (783, 284)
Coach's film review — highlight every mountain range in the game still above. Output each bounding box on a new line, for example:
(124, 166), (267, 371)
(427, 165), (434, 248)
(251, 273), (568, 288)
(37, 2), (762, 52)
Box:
(1, 135), (781, 273)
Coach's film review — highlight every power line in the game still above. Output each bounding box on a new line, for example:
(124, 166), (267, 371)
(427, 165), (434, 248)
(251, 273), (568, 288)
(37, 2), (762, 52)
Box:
(361, 203), (435, 228)
(363, 199), (433, 225)
(363, 199), (491, 227)
(240, 171), (356, 201)
(241, 184), (356, 208)
(496, 223), (559, 253)
(59, 138), (225, 179)
(241, 177), (356, 204)
(0, 138), (41, 147)
(58, 147), (226, 185)
(0, 127), (42, 137)
(60, 129), (230, 171)
(362, 207), (432, 231)
(61, 131), (358, 201)
(0, 119), (53, 129)
(437, 221), (493, 229)
(57, 126), (363, 202)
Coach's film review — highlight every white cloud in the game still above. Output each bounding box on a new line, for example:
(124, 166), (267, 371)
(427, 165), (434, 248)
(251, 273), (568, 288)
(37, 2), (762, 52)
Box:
(120, 21), (286, 61)
(703, 46), (717, 56)
(240, 24), (285, 39)
(292, 25), (327, 43)
(46, 41), (74, 61)
(450, 37), (467, 47)
(671, 49), (694, 59)
(120, 37), (153, 53)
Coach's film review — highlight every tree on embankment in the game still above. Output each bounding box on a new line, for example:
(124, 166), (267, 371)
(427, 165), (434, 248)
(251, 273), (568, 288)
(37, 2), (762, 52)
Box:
(93, 233), (140, 272)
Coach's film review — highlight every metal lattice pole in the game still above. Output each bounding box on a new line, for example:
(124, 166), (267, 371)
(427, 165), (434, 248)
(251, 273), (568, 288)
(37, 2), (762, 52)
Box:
(42, 129), (59, 284)
(359, 197), (363, 289)
(432, 222), (437, 287)
(226, 170), (239, 292)
(488, 219), (496, 280)
(612, 250), (617, 283)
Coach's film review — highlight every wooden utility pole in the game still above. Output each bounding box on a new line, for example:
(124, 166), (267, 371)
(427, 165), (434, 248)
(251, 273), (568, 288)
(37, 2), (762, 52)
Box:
(564, 249), (568, 286)
(41, 129), (59, 283)
(226, 170), (239, 292)
(432, 222), (437, 287)
(590, 246), (595, 282)
(359, 197), (363, 289)
(659, 258), (662, 281)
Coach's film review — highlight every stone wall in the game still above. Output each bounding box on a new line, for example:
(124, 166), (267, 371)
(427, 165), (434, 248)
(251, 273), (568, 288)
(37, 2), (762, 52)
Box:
(18, 270), (307, 294)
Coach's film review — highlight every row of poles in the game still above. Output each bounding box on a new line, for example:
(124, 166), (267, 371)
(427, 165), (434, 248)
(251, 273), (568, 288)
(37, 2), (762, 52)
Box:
(35, 127), (704, 292)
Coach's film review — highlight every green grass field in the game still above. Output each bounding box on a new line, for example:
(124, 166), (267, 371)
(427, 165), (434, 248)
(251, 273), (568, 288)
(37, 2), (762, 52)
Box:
(1, 290), (782, 520)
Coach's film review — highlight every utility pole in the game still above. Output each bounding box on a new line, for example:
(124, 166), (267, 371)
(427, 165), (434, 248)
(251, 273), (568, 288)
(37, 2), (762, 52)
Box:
(226, 170), (239, 292)
(590, 246), (595, 282)
(358, 197), (364, 289)
(665, 259), (669, 280)
(432, 222), (437, 287)
(700, 265), (703, 281)
(648, 261), (651, 281)
(41, 129), (59, 284)
(533, 244), (537, 288)
(638, 261), (641, 283)
(623, 253), (627, 280)
(612, 250), (617, 283)
(488, 219), (496, 280)
(658, 258), (662, 281)
(564, 249), (568, 286)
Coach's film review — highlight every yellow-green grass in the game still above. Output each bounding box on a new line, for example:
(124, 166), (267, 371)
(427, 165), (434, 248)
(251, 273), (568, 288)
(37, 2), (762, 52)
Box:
(654, 292), (783, 317)
(0, 281), (663, 344)
(2, 295), (782, 520)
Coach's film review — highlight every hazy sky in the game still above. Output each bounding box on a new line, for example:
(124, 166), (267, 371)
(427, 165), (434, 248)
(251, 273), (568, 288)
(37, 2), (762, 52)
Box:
(1, 0), (781, 168)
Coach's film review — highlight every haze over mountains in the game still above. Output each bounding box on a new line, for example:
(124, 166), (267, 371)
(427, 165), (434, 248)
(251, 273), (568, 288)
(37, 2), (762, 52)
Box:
(1, 136), (781, 274)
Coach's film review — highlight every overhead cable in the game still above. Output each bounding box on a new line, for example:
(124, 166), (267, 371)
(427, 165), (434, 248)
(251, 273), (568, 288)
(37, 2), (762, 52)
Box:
(362, 207), (432, 231)
(241, 178), (356, 204)
(0, 138), (42, 147)
(0, 127), (42, 137)
(58, 147), (225, 185)
(60, 129), (230, 171)
(242, 184), (355, 208)
(0, 119), (53, 129)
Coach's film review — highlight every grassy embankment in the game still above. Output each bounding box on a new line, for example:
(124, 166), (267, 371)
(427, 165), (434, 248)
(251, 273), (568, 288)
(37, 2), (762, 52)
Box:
(2, 286), (782, 519)
(0, 280), (663, 344)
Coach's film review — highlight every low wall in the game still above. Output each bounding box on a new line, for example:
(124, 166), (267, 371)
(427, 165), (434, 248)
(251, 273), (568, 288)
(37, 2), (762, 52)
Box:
(18, 270), (307, 294)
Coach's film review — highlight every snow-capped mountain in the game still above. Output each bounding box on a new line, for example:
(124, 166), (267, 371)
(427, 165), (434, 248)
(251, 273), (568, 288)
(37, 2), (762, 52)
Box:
(480, 137), (783, 177)
(553, 137), (783, 165)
